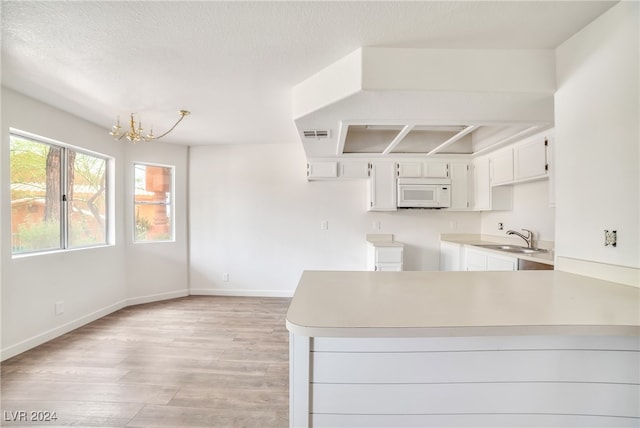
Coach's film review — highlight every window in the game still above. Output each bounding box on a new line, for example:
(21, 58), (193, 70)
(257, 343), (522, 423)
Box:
(134, 163), (174, 242)
(10, 132), (110, 255)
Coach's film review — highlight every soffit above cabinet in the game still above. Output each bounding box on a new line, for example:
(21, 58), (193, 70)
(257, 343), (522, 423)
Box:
(294, 47), (555, 158)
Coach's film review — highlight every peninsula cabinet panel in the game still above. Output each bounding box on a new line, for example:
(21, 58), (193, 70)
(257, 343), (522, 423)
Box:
(311, 383), (639, 418)
(312, 414), (637, 428)
(311, 350), (639, 384)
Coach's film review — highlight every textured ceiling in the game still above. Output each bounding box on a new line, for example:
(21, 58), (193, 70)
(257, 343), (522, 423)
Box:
(1, 1), (616, 146)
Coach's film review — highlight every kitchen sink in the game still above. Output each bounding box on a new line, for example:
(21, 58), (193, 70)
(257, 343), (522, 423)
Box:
(473, 244), (549, 254)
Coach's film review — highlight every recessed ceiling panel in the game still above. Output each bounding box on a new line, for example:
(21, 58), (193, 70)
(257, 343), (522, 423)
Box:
(391, 129), (473, 154)
(343, 125), (403, 154)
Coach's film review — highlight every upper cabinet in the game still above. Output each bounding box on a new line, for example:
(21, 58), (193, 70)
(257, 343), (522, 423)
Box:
(339, 161), (370, 179)
(396, 161), (449, 178)
(368, 161), (397, 211)
(490, 148), (514, 186)
(447, 162), (472, 210)
(514, 137), (548, 181)
(307, 161), (338, 179)
(473, 155), (512, 211)
(489, 130), (550, 186)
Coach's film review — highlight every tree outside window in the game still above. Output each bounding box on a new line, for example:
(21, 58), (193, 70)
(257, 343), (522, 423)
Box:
(10, 133), (109, 254)
(134, 163), (174, 242)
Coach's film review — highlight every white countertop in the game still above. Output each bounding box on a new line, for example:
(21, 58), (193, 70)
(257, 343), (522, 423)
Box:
(366, 233), (404, 247)
(286, 270), (640, 338)
(441, 233), (555, 265)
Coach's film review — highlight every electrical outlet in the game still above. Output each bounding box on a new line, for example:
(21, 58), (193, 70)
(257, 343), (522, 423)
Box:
(604, 230), (617, 247)
(321, 220), (328, 230)
(223, 273), (230, 282)
(373, 220), (381, 230)
(55, 301), (64, 316)
(498, 222), (504, 231)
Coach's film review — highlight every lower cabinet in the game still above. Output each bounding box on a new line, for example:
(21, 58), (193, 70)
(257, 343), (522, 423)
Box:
(367, 245), (403, 271)
(464, 247), (517, 271)
(440, 241), (463, 271)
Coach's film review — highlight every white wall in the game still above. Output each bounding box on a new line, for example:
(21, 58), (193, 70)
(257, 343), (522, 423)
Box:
(124, 142), (189, 304)
(1, 88), (126, 359)
(480, 180), (555, 244)
(555, 2), (639, 282)
(1, 88), (190, 359)
(188, 143), (480, 296)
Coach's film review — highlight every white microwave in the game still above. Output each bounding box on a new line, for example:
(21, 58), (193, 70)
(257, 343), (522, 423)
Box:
(397, 178), (451, 208)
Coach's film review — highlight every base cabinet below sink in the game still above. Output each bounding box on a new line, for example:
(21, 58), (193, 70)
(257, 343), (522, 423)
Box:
(464, 248), (517, 271)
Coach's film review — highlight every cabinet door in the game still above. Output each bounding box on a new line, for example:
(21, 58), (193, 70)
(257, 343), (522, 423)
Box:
(464, 249), (488, 271)
(448, 162), (470, 210)
(440, 241), (462, 271)
(547, 135), (555, 207)
(490, 149), (514, 185)
(514, 137), (547, 181)
(473, 156), (491, 210)
(487, 254), (517, 271)
(368, 162), (397, 211)
(308, 162), (338, 179)
(340, 162), (369, 179)
(396, 162), (423, 178)
(424, 162), (449, 178)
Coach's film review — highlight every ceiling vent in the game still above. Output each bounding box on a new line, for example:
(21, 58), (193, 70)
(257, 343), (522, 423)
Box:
(303, 129), (331, 139)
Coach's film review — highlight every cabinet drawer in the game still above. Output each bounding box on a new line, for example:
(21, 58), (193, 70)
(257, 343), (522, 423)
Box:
(375, 247), (403, 263)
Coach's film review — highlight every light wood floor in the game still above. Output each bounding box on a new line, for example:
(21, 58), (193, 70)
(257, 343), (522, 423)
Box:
(1, 296), (291, 427)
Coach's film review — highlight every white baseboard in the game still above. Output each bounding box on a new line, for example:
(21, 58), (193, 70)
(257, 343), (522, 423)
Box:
(1, 299), (127, 361)
(126, 289), (190, 306)
(1, 288), (189, 362)
(190, 288), (294, 298)
(555, 256), (640, 288)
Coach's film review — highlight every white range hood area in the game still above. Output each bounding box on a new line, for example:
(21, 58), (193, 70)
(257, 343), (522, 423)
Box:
(293, 47), (555, 158)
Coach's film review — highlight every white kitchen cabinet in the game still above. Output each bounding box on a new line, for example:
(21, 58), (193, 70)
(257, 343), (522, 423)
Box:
(473, 156), (491, 210)
(490, 148), (514, 186)
(473, 155), (512, 211)
(464, 247), (517, 271)
(367, 245), (404, 271)
(396, 161), (449, 178)
(424, 162), (449, 178)
(368, 161), (397, 211)
(307, 161), (338, 179)
(547, 134), (555, 207)
(447, 162), (471, 210)
(440, 241), (463, 271)
(339, 161), (369, 179)
(514, 136), (548, 181)
(489, 130), (550, 187)
(396, 162), (423, 178)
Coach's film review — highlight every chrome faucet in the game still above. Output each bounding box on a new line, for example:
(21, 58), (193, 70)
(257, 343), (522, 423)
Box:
(506, 229), (534, 248)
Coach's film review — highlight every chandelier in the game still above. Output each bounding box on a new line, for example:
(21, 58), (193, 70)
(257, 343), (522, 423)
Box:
(109, 110), (190, 143)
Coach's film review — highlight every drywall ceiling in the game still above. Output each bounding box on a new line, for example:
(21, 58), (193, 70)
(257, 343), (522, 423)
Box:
(1, 1), (616, 146)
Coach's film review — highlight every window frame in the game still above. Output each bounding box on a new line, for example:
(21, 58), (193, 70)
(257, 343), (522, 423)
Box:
(132, 161), (175, 244)
(9, 129), (112, 257)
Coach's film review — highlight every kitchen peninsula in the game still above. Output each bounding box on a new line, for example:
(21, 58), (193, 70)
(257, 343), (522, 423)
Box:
(286, 270), (640, 427)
